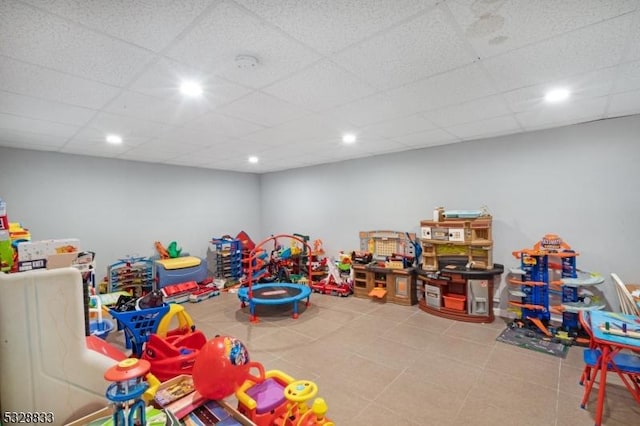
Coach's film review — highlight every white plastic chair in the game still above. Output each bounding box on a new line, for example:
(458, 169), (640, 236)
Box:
(611, 273), (640, 316)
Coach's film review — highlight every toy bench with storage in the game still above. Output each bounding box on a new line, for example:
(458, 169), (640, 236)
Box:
(155, 256), (208, 289)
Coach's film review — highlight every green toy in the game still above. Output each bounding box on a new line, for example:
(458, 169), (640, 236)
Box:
(167, 241), (182, 258)
(0, 234), (13, 272)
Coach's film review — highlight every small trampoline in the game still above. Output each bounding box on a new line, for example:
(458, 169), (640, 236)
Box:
(239, 234), (313, 323)
(238, 283), (311, 321)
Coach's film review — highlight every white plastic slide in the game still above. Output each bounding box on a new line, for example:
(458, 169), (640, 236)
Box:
(0, 268), (114, 425)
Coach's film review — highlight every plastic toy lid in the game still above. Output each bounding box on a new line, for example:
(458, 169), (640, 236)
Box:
(104, 358), (151, 382)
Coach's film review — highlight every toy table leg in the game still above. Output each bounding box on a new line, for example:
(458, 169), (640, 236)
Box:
(595, 347), (610, 426)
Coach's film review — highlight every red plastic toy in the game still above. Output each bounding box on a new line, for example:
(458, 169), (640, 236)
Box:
(142, 330), (207, 382)
(191, 335), (334, 426)
(192, 335), (265, 400)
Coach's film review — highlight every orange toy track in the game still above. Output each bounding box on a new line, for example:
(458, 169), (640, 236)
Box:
(508, 301), (547, 311)
(508, 278), (547, 286)
(527, 317), (553, 337)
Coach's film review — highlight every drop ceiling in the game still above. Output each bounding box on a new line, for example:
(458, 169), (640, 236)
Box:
(1, 0), (639, 173)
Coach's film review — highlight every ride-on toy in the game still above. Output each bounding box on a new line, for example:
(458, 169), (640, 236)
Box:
(192, 335), (333, 426)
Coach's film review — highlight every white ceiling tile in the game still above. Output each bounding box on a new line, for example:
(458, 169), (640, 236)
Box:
(0, 113), (79, 139)
(326, 93), (412, 127)
(445, 114), (521, 139)
(240, 113), (352, 146)
(82, 112), (174, 140)
(614, 60), (640, 93)
(104, 90), (212, 126)
(166, 1), (320, 88)
(624, 11), (640, 62)
(0, 0), (154, 86)
(335, 6), (476, 90)
(0, 57), (121, 109)
(0, 0), (637, 173)
(170, 145), (230, 165)
(163, 157), (209, 167)
(129, 57), (251, 106)
(356, 138), (411, 155)
(608, 89), (640, 116)
(392, 128), (459, 148)
(216, 92), (309, 126)
(263, 60), (376, 111)
(22, 0), (214, 52)
(139, 138), (212, 153)
(516, 96), (608, 130)
(323, 143), (384, 162)
(360, 114), (436, 139)
(0, 138), (61, 152)
(59, 143), (130, 157)
(424, 95), (511, 127)
(386, 63), (498, 113)
(0, 91), (96, 127)
(66, 129), (151, 150)
(236, 0), (438, 55)
(502, 68), (617, 113)
(157, 127), (239, 147)
(483, 14), (632, 91)
(116, 147), (181, 163)
(448, 0), (637, 58)
(0, 127), (70, 148)
(257, 140), (329, 157)
(187, 111), (266, 138)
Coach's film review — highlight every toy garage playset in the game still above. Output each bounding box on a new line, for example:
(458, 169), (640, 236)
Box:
(507, 234), (605, 342)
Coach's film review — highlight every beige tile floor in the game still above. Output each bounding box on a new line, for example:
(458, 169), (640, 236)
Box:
(107, 292), (639, 425)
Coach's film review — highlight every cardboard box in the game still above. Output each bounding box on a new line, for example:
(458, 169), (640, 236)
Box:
(17, 238), (80, 271)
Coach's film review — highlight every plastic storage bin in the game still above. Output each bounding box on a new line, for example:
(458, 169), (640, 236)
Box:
(443, 293), (466, 311)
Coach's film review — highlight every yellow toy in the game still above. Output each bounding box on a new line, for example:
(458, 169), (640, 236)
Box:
(235, 369), (333, 426)
(155, 304), (195, 338)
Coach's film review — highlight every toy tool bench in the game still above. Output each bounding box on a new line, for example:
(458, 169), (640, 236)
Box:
(351, 230), (418, 306)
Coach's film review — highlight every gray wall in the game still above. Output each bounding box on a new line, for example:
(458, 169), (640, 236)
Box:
(0, 147), (261, 275)
(2, 115), (639, 308)
(260, 115), (640, 308)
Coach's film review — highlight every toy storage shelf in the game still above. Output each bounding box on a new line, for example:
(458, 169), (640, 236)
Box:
(208, 238), (242, 280)
(308, 251), (327, 284)
(108, 257), (154, 296)
(416, 264), (504, 323)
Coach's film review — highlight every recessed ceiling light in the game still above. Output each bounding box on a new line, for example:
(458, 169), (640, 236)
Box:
(248, 156), (259, 164)
(179, 80), (203, 97)
(105, 134), (122, 144)
(342, 133), (357, 144)
(544, 88), (570, 103)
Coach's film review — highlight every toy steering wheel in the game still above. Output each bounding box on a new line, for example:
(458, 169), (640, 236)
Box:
(284, 380), (318, 403)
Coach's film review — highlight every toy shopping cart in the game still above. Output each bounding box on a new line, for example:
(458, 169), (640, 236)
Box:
(109, 305), (170, 357)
